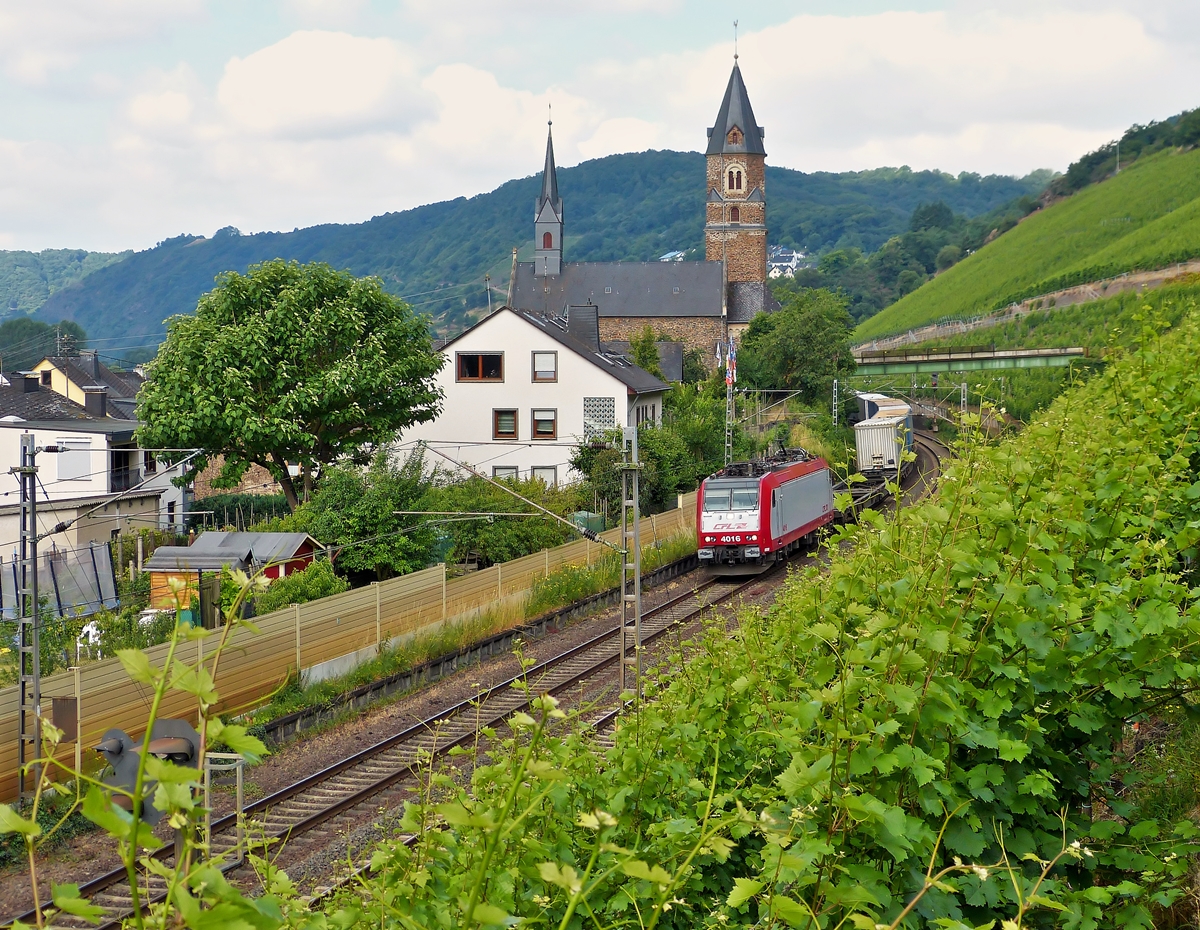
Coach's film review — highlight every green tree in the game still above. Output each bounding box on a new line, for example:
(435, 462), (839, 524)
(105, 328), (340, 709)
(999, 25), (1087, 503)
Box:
(738, 288), (856, 401)
(628, 324), (665, 380)
(0, 318), (86, 370)
(430, 477), (579, 566)
(936, 243), (963, 272)
(136, 260), (443, 511)
(286, 450), (437, 582)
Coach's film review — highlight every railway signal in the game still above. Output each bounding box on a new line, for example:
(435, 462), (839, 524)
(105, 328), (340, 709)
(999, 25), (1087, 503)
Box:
(94, 719), (201, 826)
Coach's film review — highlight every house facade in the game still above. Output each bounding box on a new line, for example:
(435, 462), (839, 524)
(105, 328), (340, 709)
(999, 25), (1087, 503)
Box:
(403, 306), (668, 485)
(0, 373), (189, 548)
(507, 61), (777, 353)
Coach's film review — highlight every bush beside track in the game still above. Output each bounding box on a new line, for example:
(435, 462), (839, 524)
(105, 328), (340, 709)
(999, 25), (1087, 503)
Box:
(339, 301), (1200, 928)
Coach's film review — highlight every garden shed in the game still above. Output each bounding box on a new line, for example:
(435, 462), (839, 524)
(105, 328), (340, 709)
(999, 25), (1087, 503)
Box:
(144, 531), (324, 612)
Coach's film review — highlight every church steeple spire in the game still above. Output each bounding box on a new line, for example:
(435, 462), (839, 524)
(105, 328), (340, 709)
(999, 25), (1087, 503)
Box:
(539, 120), (560, 213)
(534, 118), (563, 276)
(706, 63), (766, 156)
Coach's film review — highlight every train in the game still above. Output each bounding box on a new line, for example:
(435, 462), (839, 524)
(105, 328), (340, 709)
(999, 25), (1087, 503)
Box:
(697, 393), (915, 574)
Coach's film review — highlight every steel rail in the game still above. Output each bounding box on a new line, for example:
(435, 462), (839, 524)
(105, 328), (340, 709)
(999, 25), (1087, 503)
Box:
(17, 574), (757, 929)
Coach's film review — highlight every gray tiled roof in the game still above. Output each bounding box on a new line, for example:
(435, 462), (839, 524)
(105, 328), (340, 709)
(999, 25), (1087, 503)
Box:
(706, 64), (766, 156)
(440, 308), (670, 396)
(0, 376), (106, 422)
(43, 355), (145, 419)
(511, 261), (724, 319)
(600, 341), (684, 382)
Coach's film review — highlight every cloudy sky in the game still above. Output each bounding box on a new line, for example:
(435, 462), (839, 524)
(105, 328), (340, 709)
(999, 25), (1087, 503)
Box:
(1, 0), (1197, 253)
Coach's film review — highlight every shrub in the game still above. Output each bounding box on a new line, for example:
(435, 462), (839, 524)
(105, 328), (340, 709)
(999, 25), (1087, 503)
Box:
(253, 559), (350, 615)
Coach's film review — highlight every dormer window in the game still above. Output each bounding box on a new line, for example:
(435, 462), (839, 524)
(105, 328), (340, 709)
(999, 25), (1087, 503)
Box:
(727, 126), (743, 145)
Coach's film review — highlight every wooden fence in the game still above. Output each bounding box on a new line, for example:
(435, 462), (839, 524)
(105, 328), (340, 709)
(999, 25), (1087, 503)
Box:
(0, 493), (696, 800)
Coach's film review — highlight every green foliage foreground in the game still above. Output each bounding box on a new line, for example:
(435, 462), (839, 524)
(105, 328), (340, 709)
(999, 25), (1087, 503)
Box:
(9, 304), (1200, 928)
(340, 303), (1200, 928)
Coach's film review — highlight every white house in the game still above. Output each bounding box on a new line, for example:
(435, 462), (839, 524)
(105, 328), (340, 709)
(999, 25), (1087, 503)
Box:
(0, 373), (191, 549)
(403, 306), (669, 485)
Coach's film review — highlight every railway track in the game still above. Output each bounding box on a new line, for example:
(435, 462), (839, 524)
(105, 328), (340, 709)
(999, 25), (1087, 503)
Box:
(17, 573), (765, 930)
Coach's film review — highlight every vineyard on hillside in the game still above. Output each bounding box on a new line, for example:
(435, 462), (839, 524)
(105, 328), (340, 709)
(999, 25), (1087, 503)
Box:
(857, 147), (1200, 341)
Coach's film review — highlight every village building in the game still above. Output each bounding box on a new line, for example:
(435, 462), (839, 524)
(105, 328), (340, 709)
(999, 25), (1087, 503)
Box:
(404, 305), (668, 485)
(507, 62), (778, 353)
(0, 372), (191, 546)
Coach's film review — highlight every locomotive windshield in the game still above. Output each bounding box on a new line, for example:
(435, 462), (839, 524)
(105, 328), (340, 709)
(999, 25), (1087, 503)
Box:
(703, 482), (760, 511)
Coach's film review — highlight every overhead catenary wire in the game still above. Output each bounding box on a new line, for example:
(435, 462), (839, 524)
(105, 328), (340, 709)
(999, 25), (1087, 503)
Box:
(419, 442), (619, 552)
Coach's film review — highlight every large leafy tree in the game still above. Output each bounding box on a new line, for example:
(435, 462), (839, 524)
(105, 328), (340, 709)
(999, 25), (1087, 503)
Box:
(738, 288), (856, 402)
(137, 260), (443, 510)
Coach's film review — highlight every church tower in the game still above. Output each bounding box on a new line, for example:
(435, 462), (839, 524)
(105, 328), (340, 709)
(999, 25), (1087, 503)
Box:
(534, 121), (563, 277)
(705, 62), (768, 330)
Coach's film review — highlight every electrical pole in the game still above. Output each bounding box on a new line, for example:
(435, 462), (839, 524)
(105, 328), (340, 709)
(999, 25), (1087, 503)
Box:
(832, 378), (840, 426)
(618, 428), (642, 702)
(723, 339), (735, 466)
(484, 273), (492, 315)
(16, 435), (40, 799)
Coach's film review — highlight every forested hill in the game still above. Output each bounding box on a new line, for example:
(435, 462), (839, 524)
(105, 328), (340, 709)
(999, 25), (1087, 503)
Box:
(32, 150), (1047, 357)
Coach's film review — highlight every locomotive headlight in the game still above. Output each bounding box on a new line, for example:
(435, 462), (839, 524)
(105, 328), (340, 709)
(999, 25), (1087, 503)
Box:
(704, 535), (714, 543)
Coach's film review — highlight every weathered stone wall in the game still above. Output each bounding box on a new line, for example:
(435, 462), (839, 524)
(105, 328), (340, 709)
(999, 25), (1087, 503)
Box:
(707, 228), (767, 282)
(193, 458), (282, 500)
(599, 316), (724, 359)
(705, 152), (767, 283)
(705, 154), (766, 195)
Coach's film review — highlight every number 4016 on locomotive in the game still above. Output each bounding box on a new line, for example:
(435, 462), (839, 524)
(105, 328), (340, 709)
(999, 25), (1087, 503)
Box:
(696, 449), (834, 575)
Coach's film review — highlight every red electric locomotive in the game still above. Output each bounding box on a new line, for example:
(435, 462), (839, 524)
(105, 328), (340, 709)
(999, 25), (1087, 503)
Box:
(696, 450), (834, 574)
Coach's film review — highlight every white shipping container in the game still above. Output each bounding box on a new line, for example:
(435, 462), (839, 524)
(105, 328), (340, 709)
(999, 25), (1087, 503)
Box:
(855, 415), (907, 476)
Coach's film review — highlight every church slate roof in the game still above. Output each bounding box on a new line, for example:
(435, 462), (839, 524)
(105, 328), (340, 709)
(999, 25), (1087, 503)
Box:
(511, 261), (724, 319)
(706, 63), (766, 156)
(538, 124), (562, 218)
(727, 281), (781, 324)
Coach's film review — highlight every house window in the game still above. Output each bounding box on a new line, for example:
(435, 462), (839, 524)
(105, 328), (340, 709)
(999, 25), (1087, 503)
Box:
(40, 371), (51, 386)
(493, 409), (518, 439)
(57, 439), (90, 481)
(531, 466), (557, 486)
(672, 286), (680, 295)
(493, 466), (519, 481)
(457, 352), (503, 381)
(730, 206), (740, 223)
(604, 286), (612, 294)
(531, 409), (557, 440)
(143, 451), (158, 475)
(543, 231), (553, 249)
(532, 351), (557, 382)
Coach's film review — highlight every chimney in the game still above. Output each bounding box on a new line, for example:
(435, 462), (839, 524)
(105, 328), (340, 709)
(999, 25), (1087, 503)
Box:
(89, 351), (101, 379)
(567, 303), (600, 352)
(19, 372), (38, 393)
(83, 386), (107, 417)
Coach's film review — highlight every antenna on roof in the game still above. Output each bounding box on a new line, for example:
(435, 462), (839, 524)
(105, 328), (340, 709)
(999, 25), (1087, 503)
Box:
(733, 20), (738, 60)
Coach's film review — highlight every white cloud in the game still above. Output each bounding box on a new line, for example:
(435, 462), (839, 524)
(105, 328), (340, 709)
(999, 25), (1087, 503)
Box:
(217, 31), (430, 138)
(0, 1), (203, 84)
(1, 4), (1199, 251)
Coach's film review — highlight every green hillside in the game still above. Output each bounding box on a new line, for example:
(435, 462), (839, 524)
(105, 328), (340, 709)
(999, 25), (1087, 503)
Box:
(855, 147), (1200, 341)
(30, 151), (1045, 359)
(0, 248), (131, 316)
